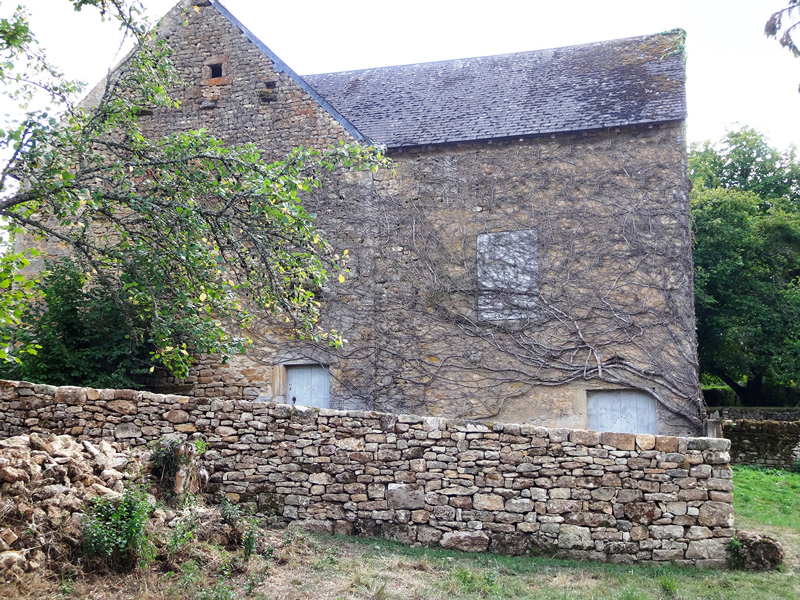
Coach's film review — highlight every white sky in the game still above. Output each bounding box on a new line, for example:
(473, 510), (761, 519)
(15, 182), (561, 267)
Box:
(12, 0), (800, 149)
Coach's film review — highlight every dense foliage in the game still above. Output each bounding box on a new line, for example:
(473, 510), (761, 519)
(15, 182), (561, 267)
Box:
(690, 128), (800, 406)
(0, 1), (388, 378)
(0, 260), (155, 387)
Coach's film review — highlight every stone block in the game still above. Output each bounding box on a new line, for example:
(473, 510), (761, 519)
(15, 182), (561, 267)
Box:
(546, 499), (581, 514)
(54, 386), (87, 405)
(635, 434), (656, 450)
(474, 493), (505, 511)
(387, 483), (425, 510)
(558, 525), (593, 550)
(505, 498), (535, 513)
(686, 437), (730, 452)
(689, 464), (712, 478)
(569, 429), (600, 446)
(702, 451), (730, 465)
(653, 548), (684, 561)
(489, 532), (531, 555)
(308, 473), (334, 485)
(600, 432), (635, 450)
(441, 531), (489, 552)
(548, 428), (570, 443)
(442, 485), (478, 496)
(411, 510), (430, 523)
(417, 526), (443, 545)
(335, 437), (364, 451)
(623, 502), (661, 524)
(686, 538), (729, 560)
(655, 436), (679, 453)
(165, 409), (190, 424)
(114, 422), (140, 440)
(648, 525), (684, 540)
(107, 400), (137, 415)
(686, 526), (713, 540)
(698, 502), (734, 528)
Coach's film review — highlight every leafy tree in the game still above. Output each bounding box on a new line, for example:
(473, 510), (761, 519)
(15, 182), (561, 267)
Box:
(766, 1), (800, 92)
(0, 259), (155, 388)
(0, 1), (388, 377)
(688, 126), (800, 208)
(690, 128), (800, 406)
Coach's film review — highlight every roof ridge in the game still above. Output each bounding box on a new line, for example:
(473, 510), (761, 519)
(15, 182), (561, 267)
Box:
(302, 31), (683, 78)
(209, 0), (371, 144)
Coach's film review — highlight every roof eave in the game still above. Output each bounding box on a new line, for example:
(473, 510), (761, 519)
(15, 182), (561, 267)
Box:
(383, 118), (688, 151)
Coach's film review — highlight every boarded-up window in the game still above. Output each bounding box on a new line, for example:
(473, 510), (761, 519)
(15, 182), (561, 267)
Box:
(286, 364), (330, 408)
(587, 389), (657, 434)
(477, 229), (539, 320)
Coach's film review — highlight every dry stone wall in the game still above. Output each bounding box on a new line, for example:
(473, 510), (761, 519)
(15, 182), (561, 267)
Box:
(722, 420), (800, 470)
(717, 408), (800, 422)
(0, 379), (732, 567)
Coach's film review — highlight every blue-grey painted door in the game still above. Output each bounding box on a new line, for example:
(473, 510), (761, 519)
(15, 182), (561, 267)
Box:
(286, 364), (330, 408)
(587, 389), (657, 434)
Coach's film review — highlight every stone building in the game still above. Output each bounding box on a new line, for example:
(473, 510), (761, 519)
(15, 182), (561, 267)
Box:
(45, 1), (703, 435)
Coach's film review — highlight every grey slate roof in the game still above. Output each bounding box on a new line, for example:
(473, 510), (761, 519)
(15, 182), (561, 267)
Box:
(303, 33), (687, 148)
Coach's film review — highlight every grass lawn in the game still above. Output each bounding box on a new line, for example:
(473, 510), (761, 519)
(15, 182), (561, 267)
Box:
(4, 467), (799, 600)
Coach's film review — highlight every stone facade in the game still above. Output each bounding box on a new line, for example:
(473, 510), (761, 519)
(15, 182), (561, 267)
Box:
(0, 379), (732, 567)
(723, 420), (800, 470)
(23, 1), (702, 434)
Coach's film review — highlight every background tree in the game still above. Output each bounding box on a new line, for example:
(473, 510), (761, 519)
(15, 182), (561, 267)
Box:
(690, 128), (800, 406)
(0, 1), (388, 380)
(766, 1), (800, 58)
(766, 1), (800, 91)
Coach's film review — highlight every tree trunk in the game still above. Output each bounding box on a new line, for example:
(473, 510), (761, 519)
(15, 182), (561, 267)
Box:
(717, 372), (765, 407)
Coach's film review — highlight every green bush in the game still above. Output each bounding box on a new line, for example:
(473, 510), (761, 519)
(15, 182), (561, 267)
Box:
(82, 485), (155, 569)
(167, 509), (198, 554)
(703, 382), (800, 407)
(219, 493), (242, 528)
(0, 259), (156, 388)
(702, 386), (740, 407)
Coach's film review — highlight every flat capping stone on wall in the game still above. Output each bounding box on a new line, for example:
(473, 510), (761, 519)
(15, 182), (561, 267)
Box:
(0, 379), (734, 567)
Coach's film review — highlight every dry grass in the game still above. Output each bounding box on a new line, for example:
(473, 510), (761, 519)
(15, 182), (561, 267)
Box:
(2, 524), (794, 600)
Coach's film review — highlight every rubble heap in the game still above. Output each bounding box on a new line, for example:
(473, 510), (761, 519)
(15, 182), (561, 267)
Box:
(0, 432), (141, 580)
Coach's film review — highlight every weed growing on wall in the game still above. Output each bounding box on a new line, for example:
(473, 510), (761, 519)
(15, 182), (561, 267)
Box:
(150, 437), (207, 504)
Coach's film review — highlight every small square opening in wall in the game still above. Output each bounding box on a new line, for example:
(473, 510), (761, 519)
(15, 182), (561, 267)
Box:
(202, 54), (229, 85)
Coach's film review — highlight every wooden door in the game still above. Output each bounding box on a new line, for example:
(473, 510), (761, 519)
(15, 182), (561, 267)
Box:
(587, 389), (657, 434)
(286, 364), (330, 408)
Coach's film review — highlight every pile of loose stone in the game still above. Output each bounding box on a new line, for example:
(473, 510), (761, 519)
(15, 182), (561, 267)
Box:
(0, 432), (139, 580)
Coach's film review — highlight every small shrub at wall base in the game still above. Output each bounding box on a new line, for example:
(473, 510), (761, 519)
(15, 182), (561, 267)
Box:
(219, 494), (242, 528)
(82, 485), (155, 570)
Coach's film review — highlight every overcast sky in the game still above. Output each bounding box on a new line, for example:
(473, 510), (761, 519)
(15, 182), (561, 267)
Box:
(12, 0), (800, 149)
